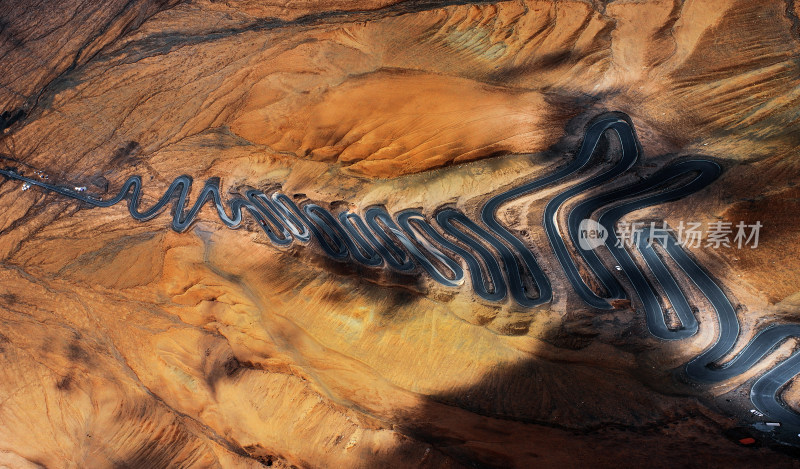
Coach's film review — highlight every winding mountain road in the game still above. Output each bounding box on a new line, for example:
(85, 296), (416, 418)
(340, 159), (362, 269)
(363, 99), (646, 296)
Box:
(2, 112), (799, 440)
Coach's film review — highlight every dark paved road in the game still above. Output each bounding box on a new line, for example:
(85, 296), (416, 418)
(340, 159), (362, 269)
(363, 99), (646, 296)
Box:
(2, 111), (799, 440)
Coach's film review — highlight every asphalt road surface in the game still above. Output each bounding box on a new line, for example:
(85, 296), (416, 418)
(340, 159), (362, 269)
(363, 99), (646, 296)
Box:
(2, 111), (799, 438)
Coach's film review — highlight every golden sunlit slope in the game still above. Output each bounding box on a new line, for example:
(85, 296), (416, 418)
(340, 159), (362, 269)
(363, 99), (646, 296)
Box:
(0, 0), (799, 467)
